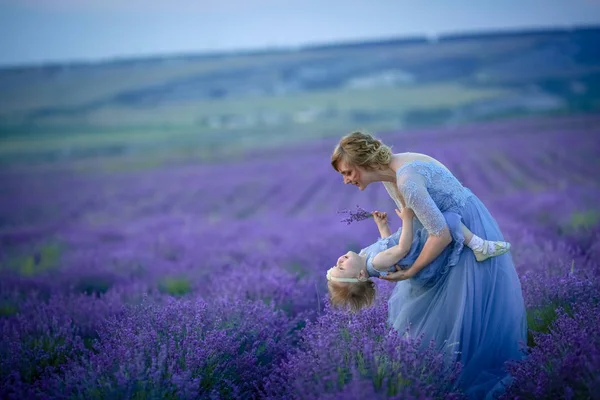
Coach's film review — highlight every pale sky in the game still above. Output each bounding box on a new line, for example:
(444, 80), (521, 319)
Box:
(1, 0), (599, 67)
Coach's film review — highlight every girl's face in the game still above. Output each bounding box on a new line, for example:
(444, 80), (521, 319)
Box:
(328, 251), (366, 280)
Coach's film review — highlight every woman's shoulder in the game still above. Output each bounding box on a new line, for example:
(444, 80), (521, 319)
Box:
(393, 153), (447, 171)
(393, 153), (454, 183)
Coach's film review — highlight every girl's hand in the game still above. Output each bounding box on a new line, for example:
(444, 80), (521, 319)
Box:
(395, 207), (415, 221)
(378, 266), (416, 282)
(372, 211), (388, 227)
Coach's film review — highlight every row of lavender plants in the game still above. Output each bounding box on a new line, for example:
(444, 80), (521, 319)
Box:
(1, 115), (600, 399)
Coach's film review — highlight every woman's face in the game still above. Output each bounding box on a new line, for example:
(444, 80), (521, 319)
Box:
(328, 251), (364, 280)
(337, 159), (373, 191)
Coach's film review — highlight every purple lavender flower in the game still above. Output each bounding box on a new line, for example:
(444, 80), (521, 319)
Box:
(338, 206), (373, 225)
(503, 301), (600, 399)
(0, 114), (599, 399)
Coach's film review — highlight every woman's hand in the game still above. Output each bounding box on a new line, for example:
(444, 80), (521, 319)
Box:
(378, 266), (416, 282)
(372, 211), (388, 227)
(395, 207), (414, 221)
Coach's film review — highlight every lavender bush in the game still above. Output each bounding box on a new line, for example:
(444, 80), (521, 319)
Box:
(1, 115), (599, 399)
(263, 300), (464, 399)
(503, 300), (600, 399)
(42, 296), (305, 399)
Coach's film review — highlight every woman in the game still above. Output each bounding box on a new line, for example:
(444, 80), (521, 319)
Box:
(330, 131), (527, 399)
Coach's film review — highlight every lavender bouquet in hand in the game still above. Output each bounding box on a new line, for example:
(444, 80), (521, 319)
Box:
(338, 205), (373, 225)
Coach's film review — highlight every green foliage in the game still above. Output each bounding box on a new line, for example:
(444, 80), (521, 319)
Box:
(158, 277), (192, 297)
(284, 261), (309, 279)
(0, 301), (18, 317)
(526, 301), (574, 347)
(74, 276), (114, 296)
(569, 209), (600, 230)
(2, 241), (63, 277)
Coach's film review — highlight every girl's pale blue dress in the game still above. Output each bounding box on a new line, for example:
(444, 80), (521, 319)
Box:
(360, 211), (466, 289)
(377, 160), (528, 400)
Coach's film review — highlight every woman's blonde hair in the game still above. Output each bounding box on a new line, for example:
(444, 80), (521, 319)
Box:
(327, 280), (376, 312)
(331, 131), (393, 171)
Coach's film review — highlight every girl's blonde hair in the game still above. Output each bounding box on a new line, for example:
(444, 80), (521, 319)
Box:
(327, 280), (376, 312)
(331, 131), (393, 171)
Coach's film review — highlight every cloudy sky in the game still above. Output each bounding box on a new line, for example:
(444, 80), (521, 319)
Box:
(1, 0), (599, 66)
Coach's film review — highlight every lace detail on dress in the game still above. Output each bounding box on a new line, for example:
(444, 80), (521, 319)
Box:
(396, 160), (472, 236)
(398, 174), (447, 236)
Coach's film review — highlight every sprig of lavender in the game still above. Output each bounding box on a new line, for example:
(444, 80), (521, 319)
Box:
(338, 205), (373, 225)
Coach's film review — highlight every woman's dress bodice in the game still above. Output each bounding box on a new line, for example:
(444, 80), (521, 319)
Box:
(383, 160), (474, 236)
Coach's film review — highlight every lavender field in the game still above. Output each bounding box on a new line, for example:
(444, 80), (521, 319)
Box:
(1, 114), (600, 399)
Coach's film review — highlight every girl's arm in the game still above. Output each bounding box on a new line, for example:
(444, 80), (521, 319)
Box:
(378, 223), (392, 238)
(372, 211), (392, 238)
(380, 174), (452, 281)
(371, 208), (414, 270)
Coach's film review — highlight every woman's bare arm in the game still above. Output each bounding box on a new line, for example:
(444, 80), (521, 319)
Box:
(380, 173), (452, 281)
(405, 228), (452, 275)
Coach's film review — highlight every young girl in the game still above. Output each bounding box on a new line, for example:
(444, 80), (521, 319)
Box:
(326, 208), (511, 312)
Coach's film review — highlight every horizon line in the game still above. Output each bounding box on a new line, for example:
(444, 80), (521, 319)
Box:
(1, 22), (599, 71)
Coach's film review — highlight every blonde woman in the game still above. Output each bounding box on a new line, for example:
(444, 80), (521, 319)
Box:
(331, 131), (527, 400)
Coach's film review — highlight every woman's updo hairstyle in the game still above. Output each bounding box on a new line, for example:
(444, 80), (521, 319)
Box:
(331, 131), (392, 171)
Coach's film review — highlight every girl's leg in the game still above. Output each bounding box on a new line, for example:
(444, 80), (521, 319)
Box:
(460, 223), (474, 243)
(460, 223), (511, 262)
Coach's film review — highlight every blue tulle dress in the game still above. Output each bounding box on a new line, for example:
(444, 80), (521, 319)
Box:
(379, 160), (528, 400)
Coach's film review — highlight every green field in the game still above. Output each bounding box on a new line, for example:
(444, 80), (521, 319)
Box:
(1, 27), (599, 169)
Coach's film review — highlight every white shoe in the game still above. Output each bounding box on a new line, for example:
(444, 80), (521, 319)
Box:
(473, 240), (511, 262)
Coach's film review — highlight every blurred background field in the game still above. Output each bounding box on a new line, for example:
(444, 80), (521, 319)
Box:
(1, 26), (600, 169)
(1, 2), (600, 398)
